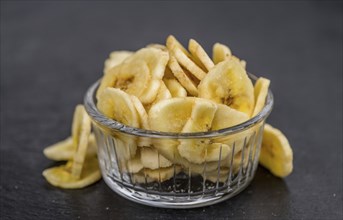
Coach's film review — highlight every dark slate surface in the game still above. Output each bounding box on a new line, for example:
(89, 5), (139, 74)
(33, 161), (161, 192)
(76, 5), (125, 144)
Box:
(1, 1), (342, 220)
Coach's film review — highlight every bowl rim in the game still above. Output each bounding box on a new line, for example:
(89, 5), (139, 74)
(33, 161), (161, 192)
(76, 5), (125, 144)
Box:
(84, 73), (273, 139)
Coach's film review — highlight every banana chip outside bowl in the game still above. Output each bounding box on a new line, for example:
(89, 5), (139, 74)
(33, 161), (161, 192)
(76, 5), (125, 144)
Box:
(84, 74), (273, 208)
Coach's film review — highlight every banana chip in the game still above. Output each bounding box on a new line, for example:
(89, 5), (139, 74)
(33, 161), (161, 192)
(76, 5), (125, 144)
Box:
(97, 47), (169, 104)
(142, 166), (182, 182)
(189, 39), (214, 71)
(103, 51), (133, 74)
(178, 99), (219, 164)
(212, 43), (232, 64)
(149, 98), (195, 164)
(167, 35), (207, 80)
(97, 88), (140, 128)
(140, 147), (172, 170)
(198, 59), (255, 116)
(173, 47), (206, 81)
(144, 81), (172, 111)
(43, 158), (101, 189)
(43, 134), (97, 161)
(259, 124), (293, 177)
(163, 78), (187, 98)
(71, 105), (92, 178)
(120, 153), (144, 173)
(168, 56), (198, 96)
(252, 77), (270, 117)
(43, 105), (101, 189)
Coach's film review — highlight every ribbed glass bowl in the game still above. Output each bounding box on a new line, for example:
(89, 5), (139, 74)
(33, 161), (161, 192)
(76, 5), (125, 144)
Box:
(84, 74), (273, 208)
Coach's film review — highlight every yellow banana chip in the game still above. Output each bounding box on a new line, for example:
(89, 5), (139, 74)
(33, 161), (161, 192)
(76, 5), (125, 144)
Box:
(168, 56), (198, 96)
(212, 43), (232, 64)
(71, 105), (92, 178)
(43, 105), (101, 189)
(97, 47), (168, 104)
(144, 81), (172, 111)
(189, 39), (214, 71)
(198, 59), (255, 116)
(142, 166), (182, 182)
(252, 77), (270, 117)
(166, 35), (191, 57)
(43, 134), (97, 161)
(103, 51), (133, 74)
(140, 147), (172, 170)
(163, 78), (187, 98)
(259, 124), (293, 177)
(173, 47), (207, 81)
(43, 157), (101, 189)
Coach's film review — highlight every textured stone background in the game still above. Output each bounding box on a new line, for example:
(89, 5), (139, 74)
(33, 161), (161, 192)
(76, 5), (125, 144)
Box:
(1, 1), (342, 219)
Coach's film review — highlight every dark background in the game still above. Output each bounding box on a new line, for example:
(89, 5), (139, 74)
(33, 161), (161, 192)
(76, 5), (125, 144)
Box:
(1, 1), (342, 220)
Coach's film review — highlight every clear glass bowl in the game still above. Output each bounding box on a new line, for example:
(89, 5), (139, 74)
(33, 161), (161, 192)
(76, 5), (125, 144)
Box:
(84, 74), (273, 208)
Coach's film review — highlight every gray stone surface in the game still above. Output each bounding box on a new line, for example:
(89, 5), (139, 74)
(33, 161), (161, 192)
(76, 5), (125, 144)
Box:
(1, 1), (342, 219)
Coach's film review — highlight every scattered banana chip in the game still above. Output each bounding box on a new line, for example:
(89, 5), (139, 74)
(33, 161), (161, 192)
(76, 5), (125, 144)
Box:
(103, 51), (133, 73)
(43, 158), (101, 189)
(252, 77), (270, 117)
(43, 105), (101, 189)
(71, 105), (92, 178)
(259, 124), (293, 177)
(198, 58), (255, 116)
(43, 134), (97, 161)
(43, 105), (102, 189)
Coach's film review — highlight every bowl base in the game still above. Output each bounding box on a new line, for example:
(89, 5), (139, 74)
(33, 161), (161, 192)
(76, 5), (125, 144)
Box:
(102, 173), (252, 209)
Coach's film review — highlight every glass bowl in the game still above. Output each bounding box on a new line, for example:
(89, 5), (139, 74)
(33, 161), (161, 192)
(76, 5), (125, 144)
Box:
(84, 74), (273, 208)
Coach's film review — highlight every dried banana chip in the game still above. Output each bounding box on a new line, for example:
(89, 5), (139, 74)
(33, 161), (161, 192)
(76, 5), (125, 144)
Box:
(198, 59), (254, 116)
(252, 77), (270, 117)
(168, 56), (198, 96)
(71, 105), (92, 178)
(189, 39), (214, 71)
(43, 157), (101, 189)
(212, 43), (232, 64)
(103, 51), (133, 73)
(259, 124), (293, 177)
(43, 134), (97, 161)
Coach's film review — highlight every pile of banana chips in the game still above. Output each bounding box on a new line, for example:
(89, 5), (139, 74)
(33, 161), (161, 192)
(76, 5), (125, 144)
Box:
(43, 36), (293, 189)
